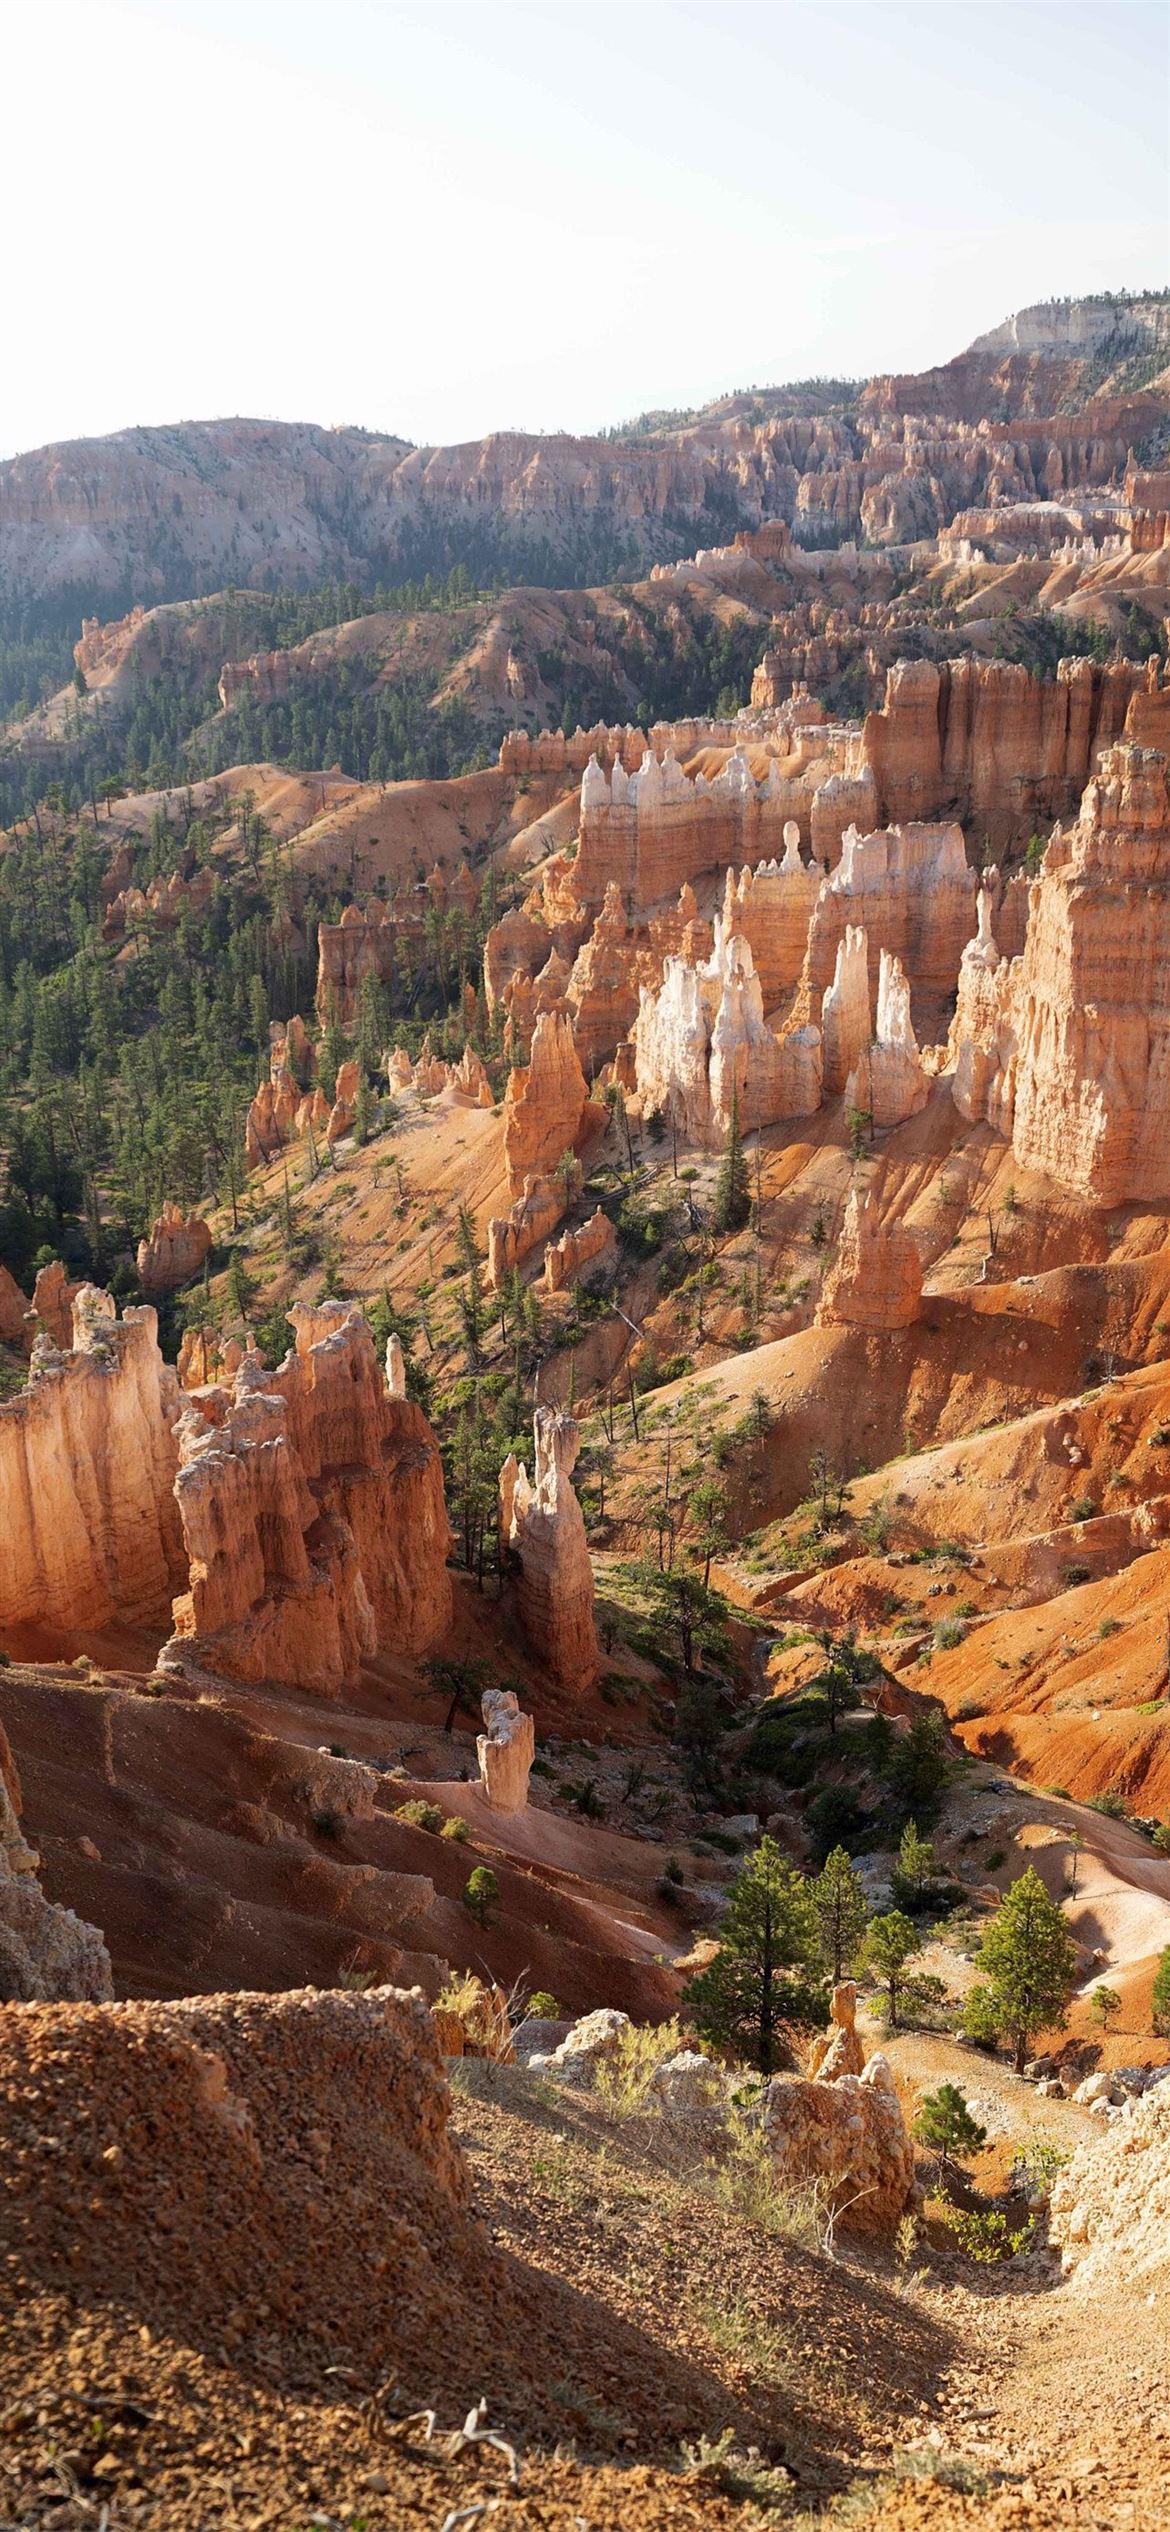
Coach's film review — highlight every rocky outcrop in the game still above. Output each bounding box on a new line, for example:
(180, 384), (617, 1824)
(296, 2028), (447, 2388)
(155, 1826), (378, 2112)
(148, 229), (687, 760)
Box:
(542, 1206), (616, 1294)
(719, 824), (821, 1010)
(176, 1326), (250, 1390)
(0, 1290), (184, 1635)
(476, 1688), (535, 1811)
(576, 743), (855, 917)
(0, 1716), (112, 2001)
(244, 1016), (319, 1169)
(136, 1200), (213, 1297)
(500, 1409), (599, 1691)
(845, 949), (930, 1129)
(487, 1167), (579, 1290)
(816, 1183), (922, 1331)
(762, 2051), (915, 2237)
(166, 1302), (451, 1695)
(949, 743), (1170, 1201)
(1051, 2084), (1170, 2290)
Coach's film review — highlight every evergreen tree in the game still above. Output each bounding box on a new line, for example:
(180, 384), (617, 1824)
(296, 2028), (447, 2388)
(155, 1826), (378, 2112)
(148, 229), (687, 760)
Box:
(976, 1866), (1077, 2073)
(913, 2082), (987, 2171)
(463, 1865), (499, 1927)
(893, 1820), (937, 1912)
(1089, 1984), (1120, 2034)
(712, 1084), (750, 1233)
(860, 1909), (919, 2030)
(683, 1837), (825, 2073)
(813, 1845), (869, 1980)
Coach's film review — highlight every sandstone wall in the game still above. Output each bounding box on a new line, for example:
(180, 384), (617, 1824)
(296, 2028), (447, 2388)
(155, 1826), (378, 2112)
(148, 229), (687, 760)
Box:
(0, 1291), (184, 1635)
(136, 1201), (213, 1298)
(800, 819), (976, 1020)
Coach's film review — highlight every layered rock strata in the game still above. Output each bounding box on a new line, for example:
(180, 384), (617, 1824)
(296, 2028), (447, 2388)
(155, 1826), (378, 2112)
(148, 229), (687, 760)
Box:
(800, 819), (976, 1018)
(864, 655), (1146, 844)
(634, 923), (821, 1146)
(542, 1206), (616, 1294)
(500, 1409), (599, 1691)
(166, 1303), (451, 1695)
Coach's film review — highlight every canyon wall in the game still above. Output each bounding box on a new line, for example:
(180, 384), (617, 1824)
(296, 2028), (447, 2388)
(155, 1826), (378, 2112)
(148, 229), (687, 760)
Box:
(864, 656), (1147, 845)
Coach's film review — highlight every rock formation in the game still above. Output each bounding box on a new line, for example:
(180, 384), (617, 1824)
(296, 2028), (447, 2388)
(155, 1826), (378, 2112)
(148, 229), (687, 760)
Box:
(0, 1717), (112, 2001)
(634, 920), (821, 1147)
(476, 1687), (535, 1810)
(721, 824), (821, 1010)
(801, 819), (976, 1019)
(806, 1981), (866, 2080)
(542, 1205), (616, 1294)
(500, 1409), (599, 1691)
(136, 1200), (213, 1297)
(845, 949), (930, 1128)
(820, 924), (871, 1094)
(0, 1264), (29, 1348)
(1051, 2084), (1170, 2290)
(762, 2052), (916, 2237)
(502, 1010), (592, 1197)
(816, 1183), (922, 1332)
(167, 1303), (452, 1695)
(864, 655), (1146, 847)
(28, 1260), (81, 1347)
(245, 1017), (320, 1169)
(949, 743), (1170, 1201)
(0, 1289), (184, 1635)
(487, 1012), (595, 1283)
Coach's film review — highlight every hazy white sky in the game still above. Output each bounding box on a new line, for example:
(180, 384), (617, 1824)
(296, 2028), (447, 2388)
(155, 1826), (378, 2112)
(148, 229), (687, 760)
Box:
(3, 0), (1166, 459)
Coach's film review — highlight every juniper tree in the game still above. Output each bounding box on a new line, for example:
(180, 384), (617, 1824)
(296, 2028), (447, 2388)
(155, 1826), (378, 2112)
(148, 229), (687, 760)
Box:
(913, 2082), (987, 2171)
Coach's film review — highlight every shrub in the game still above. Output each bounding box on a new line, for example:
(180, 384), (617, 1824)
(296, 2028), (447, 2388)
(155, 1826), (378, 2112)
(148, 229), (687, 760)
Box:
(1098, 1616), (1122, 1639)
(933, 1617), (965, 1651)
(983, 1846), (1007, 1872)
(1070, 1496), (1098, 1523)
(463, 1864), (500, 1927)
(945, 2207), (1035, 2263)
(394, 1798), (443, 1833)
(440, 1814), (470, 1841)
(524, 1990), (562, 2019)
(595, 2016), (684, 2118)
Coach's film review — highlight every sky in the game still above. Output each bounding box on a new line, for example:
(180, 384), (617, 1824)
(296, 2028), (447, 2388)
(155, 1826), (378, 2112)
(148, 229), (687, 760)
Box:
(3, 0), (1166, 460)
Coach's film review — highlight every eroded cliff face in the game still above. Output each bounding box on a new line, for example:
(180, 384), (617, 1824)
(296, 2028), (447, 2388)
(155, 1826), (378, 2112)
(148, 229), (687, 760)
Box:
(949, 743), (1170, 1202)
(864, 655), (1145, 844)
(0, 1715), (112, 2001)
(500, 1410), (599, 1691)
(0, 1289), (184, 1636)
(167, 1303), (452, 1695)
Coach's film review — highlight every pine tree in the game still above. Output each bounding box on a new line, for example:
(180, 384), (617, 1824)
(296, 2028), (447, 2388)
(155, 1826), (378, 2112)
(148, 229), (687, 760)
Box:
(683, 1836), (825, 2073)
(976, 1866), (1077, 2073)
(813, 1845), (869, 1980)
(913, 2082), (987, 2171)
(713, 1084), (750, 1233)
(860, 1909), (919, 2030)
(893, 1820), (937, 1912)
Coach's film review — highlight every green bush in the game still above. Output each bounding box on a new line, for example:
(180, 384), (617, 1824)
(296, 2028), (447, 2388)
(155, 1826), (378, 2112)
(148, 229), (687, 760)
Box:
(394, 1798), (444, 1833)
